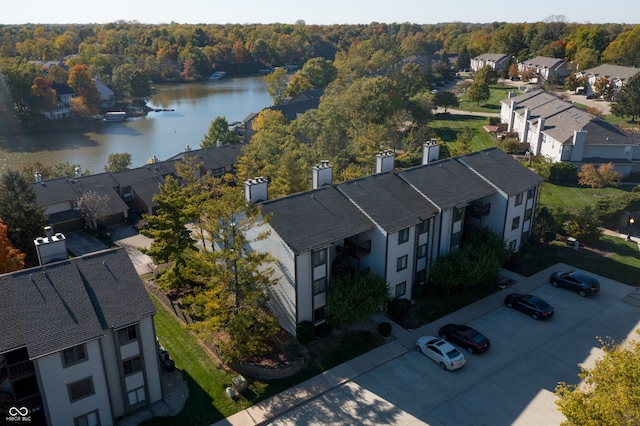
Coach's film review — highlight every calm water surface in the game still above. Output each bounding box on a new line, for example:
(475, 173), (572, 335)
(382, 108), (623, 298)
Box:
(0, 75), (272, 173)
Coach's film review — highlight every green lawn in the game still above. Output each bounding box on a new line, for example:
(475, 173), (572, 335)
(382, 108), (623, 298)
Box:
(431, 114), (495, 151)
(143, 293), (381, 425)
(142, 295), (246, 425)
(538, 182), (631, 211)
(517, 235), (640, 286)
(457, 83), (517, 113)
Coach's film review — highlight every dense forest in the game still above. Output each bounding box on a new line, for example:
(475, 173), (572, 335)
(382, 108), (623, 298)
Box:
(2, 19), (640, 193)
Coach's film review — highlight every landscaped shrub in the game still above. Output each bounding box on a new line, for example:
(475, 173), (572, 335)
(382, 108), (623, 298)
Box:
(412, 284), (426, 299)
(488, 116), (500, 126)
(296, 321), (315, 345)
(378, 321), (392, 337)
(386, 298), (410, 320)
(315, 322), (332, 338)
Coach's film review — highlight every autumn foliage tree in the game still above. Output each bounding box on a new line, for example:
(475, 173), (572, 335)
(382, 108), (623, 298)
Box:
(578, 163), (622, 195)
(555, 332), (640, 425)
(67, 64), (100, 117)
(0, 218), (25, 273)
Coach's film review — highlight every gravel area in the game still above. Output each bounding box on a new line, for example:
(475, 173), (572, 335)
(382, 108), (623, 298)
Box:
(117, 368), (189, 426)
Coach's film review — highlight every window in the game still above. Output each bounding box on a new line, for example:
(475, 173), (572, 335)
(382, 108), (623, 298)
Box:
(509, 240), (517, 252)
(451, 231), (461, 247)
(68, 377), (94, 402)
(312, 250), (326, 267)
(313, 277), (327, 295)
(453, 207), (463, 222)
(415, 269), (427, 285)
(515, 193), (523, 206)
(314, 306), (326, 323)
(398, 228), (409, 244)
(512, 216), (520, 230)
(418, 219), (429, 234)
(118, 325), (137, 345)
(123, 356), (142, 376)
(127, 387), (146, 406)
(395, 282), (406, 298)
(527, 188), (535, 200)
(396, 255), (408, 272)
(417, 244), (427, 259)
(524, 208), (532, 222)
(62, 344), (87, 368)
(74, 410), (100, 426)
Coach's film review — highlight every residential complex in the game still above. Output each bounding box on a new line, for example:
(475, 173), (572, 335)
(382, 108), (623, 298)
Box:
(245, 147), (543, 335)
(0, 247), (162, 425)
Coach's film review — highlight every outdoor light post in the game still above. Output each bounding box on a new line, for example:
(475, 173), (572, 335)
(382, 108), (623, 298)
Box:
(628, 217), (635, 240)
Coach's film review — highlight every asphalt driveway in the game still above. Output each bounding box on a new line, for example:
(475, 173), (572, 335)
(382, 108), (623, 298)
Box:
(218, 264), (640, 426)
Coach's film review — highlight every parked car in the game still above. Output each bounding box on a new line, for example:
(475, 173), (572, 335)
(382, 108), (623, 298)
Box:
(415, 336), (466, 370)
(549, 270), (600, 297)
(438, 324), (491, 354)
(504, 293), (554, 320)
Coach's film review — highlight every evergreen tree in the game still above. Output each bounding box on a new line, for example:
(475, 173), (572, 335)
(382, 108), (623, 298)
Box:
(0, 170), (47, 266)
(184, 175), (279, 363)
(611, 73), (640, 122)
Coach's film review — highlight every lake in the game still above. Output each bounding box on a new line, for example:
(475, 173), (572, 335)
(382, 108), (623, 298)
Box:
(0, 75), (272, 173)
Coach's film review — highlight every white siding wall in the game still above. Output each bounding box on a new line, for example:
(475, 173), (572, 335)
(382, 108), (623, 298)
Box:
(478, 193), (507, 235)
(139, 316), (162, 404)
(539, 135), (562, 162)
(386, 228), (415, 299)
(438, 209), (454, 257)
(296, 252), (313, 325)
(503, 192), (528, 250)
(36, 340), (113, 426)
(355, 228), (386, 276)
(246, 223), (298, 335)
(101, 329), (124, 417)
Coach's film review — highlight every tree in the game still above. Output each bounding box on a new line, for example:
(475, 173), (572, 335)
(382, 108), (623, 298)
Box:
(0, 170), (47, 266)
(578, 163), (622, 195)
(201, 116), (238, 148)
(475, 65), (499, 85)
(593, 76), (614, 100)
(555, 332), (640, 425)
(67, 64), (100, 117)
(563, 205), (602, 244)
(30, 76), (57, 113)
(130, 70), (151, 98)
(507, 63), (519, 79)
(611, 73), (640, 122)
(184, 176), (279, 363)
(285, 73), (312, 98)
(140, 175), (198, 292)
(326, 271), (390, 326)
(430, 228), (509, 296)
(104, 152), (132, 173)
(0, 218), (25, 273)
(264, 67), (289, 106)
(467, 81), (490, 105)
(76, 190), (110, 230)
(298, 57), (337, 88)
(432, 91), (459, 112)
(448, 129), (474, 156)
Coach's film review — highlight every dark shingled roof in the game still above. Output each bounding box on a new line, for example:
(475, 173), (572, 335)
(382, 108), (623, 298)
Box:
(398, 156), (496, 209)
(456, 148), (543, 196)
(337, 172), (439, 233)
(260, 186), (375, 254)
(0, 247), (155, 359)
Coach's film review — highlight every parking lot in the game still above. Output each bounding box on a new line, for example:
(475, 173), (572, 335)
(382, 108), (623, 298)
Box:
(223, 265), (640, 426)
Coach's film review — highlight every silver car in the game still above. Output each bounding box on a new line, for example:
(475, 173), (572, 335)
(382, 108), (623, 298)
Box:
(416, 336), (466, 370)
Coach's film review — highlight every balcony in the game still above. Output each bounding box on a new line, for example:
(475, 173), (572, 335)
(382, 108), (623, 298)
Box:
(8, 360), (35, 380)
(471, 203), (491, 218)
(346, 240), (371, 258)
